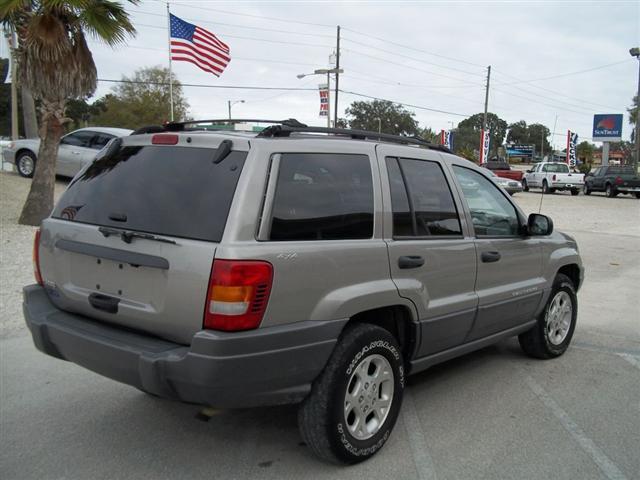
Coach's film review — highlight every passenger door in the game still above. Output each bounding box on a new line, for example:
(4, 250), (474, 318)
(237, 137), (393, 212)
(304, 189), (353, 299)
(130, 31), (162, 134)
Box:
(380, 149), (478, 357)
(57, 131), (97, 176)
(451, 165), (544, 341)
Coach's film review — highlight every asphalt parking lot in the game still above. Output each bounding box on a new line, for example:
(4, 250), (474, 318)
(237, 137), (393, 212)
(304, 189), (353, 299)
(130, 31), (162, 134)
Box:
(1, 171), (639, 480)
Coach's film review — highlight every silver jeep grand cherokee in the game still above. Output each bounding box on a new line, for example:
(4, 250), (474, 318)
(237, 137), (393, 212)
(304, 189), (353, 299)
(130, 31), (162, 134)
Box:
(23, 119), (583, 464)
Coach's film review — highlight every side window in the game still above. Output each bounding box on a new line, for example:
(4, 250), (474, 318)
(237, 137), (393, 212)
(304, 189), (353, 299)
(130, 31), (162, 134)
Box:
(386, 157), (462, 237)
(542, 164), (549, 173)
(453, 166), (521, 237)
(91, 133), (115, 150)
(269, 153), (373, 241)
(60, 131), (95, 148)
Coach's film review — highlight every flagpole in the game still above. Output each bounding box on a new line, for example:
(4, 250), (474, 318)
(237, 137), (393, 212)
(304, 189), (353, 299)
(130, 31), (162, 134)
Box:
(166, 1), (174, 121)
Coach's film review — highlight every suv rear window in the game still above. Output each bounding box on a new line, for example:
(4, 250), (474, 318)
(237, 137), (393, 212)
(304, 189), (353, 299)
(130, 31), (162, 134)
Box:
(52, 145), (246, 242)
(269, 153), (373, 241)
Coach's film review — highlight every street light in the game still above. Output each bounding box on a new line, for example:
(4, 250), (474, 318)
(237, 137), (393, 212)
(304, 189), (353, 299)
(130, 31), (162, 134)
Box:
(630, 47), (640, 172)
(297, 68), (343, 128)
(227, 99), (245, 120)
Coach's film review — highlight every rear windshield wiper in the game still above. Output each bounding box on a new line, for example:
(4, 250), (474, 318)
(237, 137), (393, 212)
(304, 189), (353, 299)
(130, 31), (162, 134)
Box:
(98, 226), (178, 245)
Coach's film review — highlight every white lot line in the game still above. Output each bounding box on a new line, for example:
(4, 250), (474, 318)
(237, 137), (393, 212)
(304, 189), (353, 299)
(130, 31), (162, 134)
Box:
(401, 391), (438, 480)
(618, 354), (640, 371)
(523, 373), (628, 480)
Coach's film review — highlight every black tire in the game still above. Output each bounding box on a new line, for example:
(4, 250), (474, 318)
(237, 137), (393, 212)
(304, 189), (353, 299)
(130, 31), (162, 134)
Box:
(635, 193), (640, 199)
(522, 179), (529, 192)
(605, 183), (617, 198)
(518, 273), (577, 359)
(298, 323), (405, 464)
(16, 151), (37, 178)
(570, 188), (579, 196)
(583, 184), (591, 195)
(542, 180), (552, 194)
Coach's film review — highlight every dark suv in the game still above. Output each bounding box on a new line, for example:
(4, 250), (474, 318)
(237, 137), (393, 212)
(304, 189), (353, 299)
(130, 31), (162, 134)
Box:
(23, 120), (583, 464)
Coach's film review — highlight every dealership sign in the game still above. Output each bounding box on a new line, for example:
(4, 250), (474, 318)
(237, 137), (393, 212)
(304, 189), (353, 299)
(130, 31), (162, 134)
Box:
(440, 130), (453, 149)
(479, 129), (490, 163)
(506, 145), (534, 159)
(566, 131), (578, 166)
(592, 114), (623, 142)
(318, 84), (329, 117)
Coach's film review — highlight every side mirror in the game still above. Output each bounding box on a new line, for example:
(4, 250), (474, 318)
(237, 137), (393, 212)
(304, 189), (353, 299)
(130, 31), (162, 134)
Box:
(526, 169), (532, 173)
(527, 213), (553, 236)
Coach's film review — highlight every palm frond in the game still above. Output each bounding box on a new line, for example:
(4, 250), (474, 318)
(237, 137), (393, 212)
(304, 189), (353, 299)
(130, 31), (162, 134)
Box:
(77, 0), (137, 46)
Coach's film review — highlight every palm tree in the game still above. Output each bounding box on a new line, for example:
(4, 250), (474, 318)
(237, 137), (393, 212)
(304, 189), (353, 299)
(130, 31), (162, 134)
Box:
(1, 0), (138, 226)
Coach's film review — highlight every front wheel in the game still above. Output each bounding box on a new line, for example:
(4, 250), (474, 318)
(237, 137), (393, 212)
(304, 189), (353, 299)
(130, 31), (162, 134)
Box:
(522, 179), (529, 192)
(635, 193), (640, 199)
(16, 151), (37, 178)
(298, 323), (405, 464)
(583, 184), (591, 195)
(519, 273), (577, 359)
(605, 184), (617, 198)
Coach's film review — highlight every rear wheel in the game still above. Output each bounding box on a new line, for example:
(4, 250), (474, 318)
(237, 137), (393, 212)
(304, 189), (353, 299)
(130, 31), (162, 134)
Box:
(298, 323), (405, 464)
(570, 188), (579, 196)
(605, 184), (617, 198)
(519, 273), (577, 359)
(522, 179), (529, 192)
(16, 151), (36, 178)
(542, 180), (553, 194)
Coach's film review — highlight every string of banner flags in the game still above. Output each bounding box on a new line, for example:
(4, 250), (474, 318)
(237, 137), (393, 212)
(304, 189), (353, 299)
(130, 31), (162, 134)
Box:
(165, 5), (622, 166)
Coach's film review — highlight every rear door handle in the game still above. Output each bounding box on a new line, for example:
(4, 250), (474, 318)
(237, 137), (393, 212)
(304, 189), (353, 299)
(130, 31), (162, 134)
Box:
(398, 255), (425, 269)
(481, 251), (501, 263)
(88, 293), (120, 314)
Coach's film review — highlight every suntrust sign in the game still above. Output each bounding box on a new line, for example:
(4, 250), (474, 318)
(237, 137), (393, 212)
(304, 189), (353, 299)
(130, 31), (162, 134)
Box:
(592, 114), (623, 142)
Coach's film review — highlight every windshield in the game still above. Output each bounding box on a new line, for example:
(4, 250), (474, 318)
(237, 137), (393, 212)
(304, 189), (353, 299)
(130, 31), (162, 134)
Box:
(52, 145), (247, 242)
(544, 163), (569, 173)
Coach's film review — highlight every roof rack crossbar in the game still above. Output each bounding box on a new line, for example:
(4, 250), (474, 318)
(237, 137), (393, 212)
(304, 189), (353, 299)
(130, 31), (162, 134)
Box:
(164, 118), (307, 131)
(258, 125), (451, 152)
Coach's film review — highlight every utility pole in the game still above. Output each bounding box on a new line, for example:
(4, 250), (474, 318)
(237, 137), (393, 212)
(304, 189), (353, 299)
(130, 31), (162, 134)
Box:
(6, 28), (19, 140)
(334, 25), (341, 128)
(482, 65), (491, 133)
(630, 47), (640, 172)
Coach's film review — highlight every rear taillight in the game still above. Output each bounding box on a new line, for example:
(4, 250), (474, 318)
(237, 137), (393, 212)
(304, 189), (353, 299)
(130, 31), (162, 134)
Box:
(552, 174), (557, 181)
(615, 176), (623, 185)
(203, 260), (273, 331)
(33, 229), (43, 285)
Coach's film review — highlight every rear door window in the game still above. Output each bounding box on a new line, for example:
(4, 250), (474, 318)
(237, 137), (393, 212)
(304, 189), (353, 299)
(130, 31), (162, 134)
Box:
(52, 145), (246, 242)
(386, 157), (462, 237)
(269, 153), (373, 241)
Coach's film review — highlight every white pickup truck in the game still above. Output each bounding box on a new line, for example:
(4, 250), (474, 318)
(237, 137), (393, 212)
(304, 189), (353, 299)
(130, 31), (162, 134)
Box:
(522, 162), (584, 196)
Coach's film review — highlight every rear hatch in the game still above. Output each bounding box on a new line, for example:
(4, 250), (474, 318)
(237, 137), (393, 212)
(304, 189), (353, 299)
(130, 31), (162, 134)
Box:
(39, 137), (248, 344)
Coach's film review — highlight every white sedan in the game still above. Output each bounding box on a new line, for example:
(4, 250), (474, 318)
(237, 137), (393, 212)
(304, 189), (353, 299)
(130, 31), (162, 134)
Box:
(2, 127), (132, 178)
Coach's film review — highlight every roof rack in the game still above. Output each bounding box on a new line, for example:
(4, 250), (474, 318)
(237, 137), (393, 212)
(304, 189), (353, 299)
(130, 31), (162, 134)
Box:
(164, 118), (307, 131)
(258, 124), (451, 152)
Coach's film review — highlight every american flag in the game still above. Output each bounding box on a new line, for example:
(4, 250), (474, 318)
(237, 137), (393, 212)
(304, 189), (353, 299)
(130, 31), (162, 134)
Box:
(170, 14), (230, 77)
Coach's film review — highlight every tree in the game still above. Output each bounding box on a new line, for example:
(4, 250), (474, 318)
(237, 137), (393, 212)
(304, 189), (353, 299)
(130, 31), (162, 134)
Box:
(629, 95), (638, 143)
(345, 100), (419, 136)
(576, 141), (594, 163)
(2, 0), (137, 226)
(527, 123), (552, 157)
(506, 120), (528, 145)
(66, 97), (108, 130)
(454, 112), (508, 158)
(419, 127), (437, 143)
(93, 67), (189, 129)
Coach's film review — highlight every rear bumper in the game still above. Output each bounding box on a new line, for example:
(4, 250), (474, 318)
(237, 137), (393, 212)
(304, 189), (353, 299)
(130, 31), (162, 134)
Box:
(551, 183), (583, 190)
(616, 186), (640, 193)
(23, 284), (345, 408)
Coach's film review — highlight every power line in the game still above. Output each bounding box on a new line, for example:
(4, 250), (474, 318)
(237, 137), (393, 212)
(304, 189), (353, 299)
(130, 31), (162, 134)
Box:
(339, 89), (471, 117)
(146, 2), (335, 29)
(491, 68), (624, 111)
(341, 26), (485, 68)
(493, 59), (632, 86)
(341, 36), (485, 77)
(97, 78), (318, 91)
(343, 48), (484, 86)
(492, 87), (591, 116)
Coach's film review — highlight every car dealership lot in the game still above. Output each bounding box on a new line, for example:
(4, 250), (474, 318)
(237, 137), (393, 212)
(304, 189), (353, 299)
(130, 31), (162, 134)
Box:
(1, 171), (638, 480)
